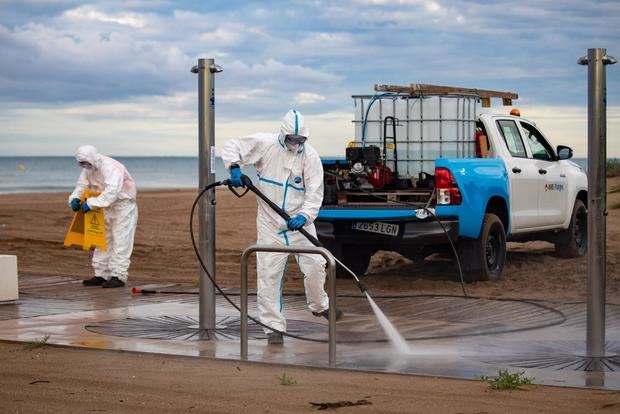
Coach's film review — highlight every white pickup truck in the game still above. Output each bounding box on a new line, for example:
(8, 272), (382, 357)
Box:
(317, 85), (588, 281)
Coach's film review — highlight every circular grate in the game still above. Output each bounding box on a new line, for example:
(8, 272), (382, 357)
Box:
(86, 315), (327, 341)
(84, 296), (568, 343)
(475, 340), (620, 372)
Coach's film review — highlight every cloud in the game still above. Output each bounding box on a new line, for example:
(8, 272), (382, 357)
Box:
(2, 89), (618, 158)
(481, 104), (620, 158)
(294, 92), (326, 105)
(63, 5), (146, 27)
(0, 0), (618, 157)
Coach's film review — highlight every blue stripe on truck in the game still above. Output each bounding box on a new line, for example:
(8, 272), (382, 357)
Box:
(317, 209), (418, 221)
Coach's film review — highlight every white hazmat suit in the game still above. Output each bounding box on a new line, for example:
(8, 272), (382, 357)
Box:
(221, 110), (328, 333)
(69, 145), (138, 283)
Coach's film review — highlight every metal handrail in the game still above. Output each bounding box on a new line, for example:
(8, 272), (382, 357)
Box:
(240, 244), (337, 367)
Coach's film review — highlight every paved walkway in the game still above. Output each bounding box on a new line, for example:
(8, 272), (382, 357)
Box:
(1, 275), (619, 389)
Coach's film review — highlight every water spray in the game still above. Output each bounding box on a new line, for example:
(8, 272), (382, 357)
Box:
(172, 175), (412, 351)
(237, 174), (410, 351)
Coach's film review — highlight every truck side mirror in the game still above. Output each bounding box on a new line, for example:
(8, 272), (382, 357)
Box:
(557, 145), (573, 160)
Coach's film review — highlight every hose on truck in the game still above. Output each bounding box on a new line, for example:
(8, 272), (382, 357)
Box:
(323, 170), (467, 296)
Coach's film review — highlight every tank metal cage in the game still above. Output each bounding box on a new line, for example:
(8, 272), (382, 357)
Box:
(351, 83), (518, 179)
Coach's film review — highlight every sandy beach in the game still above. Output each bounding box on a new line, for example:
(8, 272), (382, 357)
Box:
(1, 179), (620, 412)
(2, 179), (620, 303)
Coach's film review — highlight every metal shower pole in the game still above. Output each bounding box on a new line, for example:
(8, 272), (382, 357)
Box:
(578, 48), (616, 359)
(191, 58), (223, 332)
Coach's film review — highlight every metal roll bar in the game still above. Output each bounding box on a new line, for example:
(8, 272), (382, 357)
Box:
(240, 244), (337, 367)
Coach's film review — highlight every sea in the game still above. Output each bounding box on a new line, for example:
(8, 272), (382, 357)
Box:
(0, 156), (243, 194)
(0, 156), (588, 194)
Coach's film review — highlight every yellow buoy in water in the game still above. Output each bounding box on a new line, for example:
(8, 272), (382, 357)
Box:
(18, 164), (25, 171)
(63, 190), (107, 251)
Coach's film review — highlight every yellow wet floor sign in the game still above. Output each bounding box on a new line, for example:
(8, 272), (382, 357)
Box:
(63, 190), (107, 251)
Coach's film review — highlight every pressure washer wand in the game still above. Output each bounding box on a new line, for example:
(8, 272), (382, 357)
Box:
(240, 175), (367, 293)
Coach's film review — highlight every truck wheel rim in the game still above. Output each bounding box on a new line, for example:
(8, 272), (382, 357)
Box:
(486, 235), (497, 268)
(574, 208), (587, 250)
(486, 225), (502, 270)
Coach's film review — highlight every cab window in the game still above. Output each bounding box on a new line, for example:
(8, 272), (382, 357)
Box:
(520, 122), (556, 161)
(497, 120), (527, 158)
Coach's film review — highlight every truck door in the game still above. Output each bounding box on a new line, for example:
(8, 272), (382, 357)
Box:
(519, 121), (568, 226)
(495, 119), (540, 230)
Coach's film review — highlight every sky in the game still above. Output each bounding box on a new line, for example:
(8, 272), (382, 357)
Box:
(0, 0), (618, 157)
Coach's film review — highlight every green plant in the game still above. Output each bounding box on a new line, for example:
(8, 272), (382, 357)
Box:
(607, 159), (620, 178)
(480, 369), (533, 390)
(23, 335), (50, 351)
(276, 372), (297, 386)
(610, 202), (620, 210)
(609, 185), (620, 194)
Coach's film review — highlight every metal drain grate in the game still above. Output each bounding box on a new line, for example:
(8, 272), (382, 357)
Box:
(84, 296), (570, 343)
(476, 340), (620, 371)
(85, 315), (327, 341)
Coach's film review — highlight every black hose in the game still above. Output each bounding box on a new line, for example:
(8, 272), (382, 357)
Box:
(241, 175), (368, 293)
(178, 178), (566, 344)
(189, 179), (326, 342)
(240, 175), (322, 246)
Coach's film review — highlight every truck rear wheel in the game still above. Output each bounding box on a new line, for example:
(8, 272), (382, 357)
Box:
(555, 199), (587, 258)
(458, 213), (506, 282)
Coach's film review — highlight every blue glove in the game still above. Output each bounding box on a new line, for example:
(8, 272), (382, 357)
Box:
(287, 214), (306, 231)
(229, 165), (244, 188)
(81, 201), (91, 213)
(70, 198), (81, 212)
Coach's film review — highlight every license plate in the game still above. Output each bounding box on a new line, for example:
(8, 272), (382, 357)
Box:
(352, 222), (399, 236)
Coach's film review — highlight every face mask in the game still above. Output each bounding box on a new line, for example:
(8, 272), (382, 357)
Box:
(285, 142), (300, 152)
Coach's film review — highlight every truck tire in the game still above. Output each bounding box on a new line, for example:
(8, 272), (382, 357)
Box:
(555, 199), (587, 258)
(458, 213), (506, 282)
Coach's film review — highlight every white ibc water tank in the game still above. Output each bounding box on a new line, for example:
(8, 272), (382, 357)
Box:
(353, 94), (478, 179)
(0, 255), (18, 303)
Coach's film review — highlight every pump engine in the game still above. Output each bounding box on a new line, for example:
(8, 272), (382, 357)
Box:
(345, 145), (393, 189)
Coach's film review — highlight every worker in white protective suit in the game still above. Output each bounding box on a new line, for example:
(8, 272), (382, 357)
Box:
(221, 109), (343, 345)
(68, 145), (138, 288)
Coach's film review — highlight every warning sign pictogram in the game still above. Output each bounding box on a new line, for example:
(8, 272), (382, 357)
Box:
(63, 190), (107, 251)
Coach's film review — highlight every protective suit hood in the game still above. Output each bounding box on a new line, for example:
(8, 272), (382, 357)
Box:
(279, 109), (309, 153)
(75, 145), (101, 168)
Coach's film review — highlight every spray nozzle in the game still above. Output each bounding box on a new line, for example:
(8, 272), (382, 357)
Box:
(131, 287), (156, 295)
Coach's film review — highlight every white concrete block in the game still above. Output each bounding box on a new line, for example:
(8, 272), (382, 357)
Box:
(0, 255), (18, 303)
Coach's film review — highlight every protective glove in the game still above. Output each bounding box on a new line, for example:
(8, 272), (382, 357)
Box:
(81, 201), (91, 213)
(229, 165), (244, 188)
(70, 198), (81, 212)
(287, 214), (307, 231)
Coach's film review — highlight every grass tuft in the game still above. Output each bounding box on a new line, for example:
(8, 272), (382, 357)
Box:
(23, 335), (50, 351)
(610, 202), (620, 210)
(607, 159), (620, 178)
(480, 369), (533, 390)
(276, 372), (297, 386)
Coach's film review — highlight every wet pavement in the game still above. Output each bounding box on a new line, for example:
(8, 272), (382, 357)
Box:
(1, 275), (619, 389)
